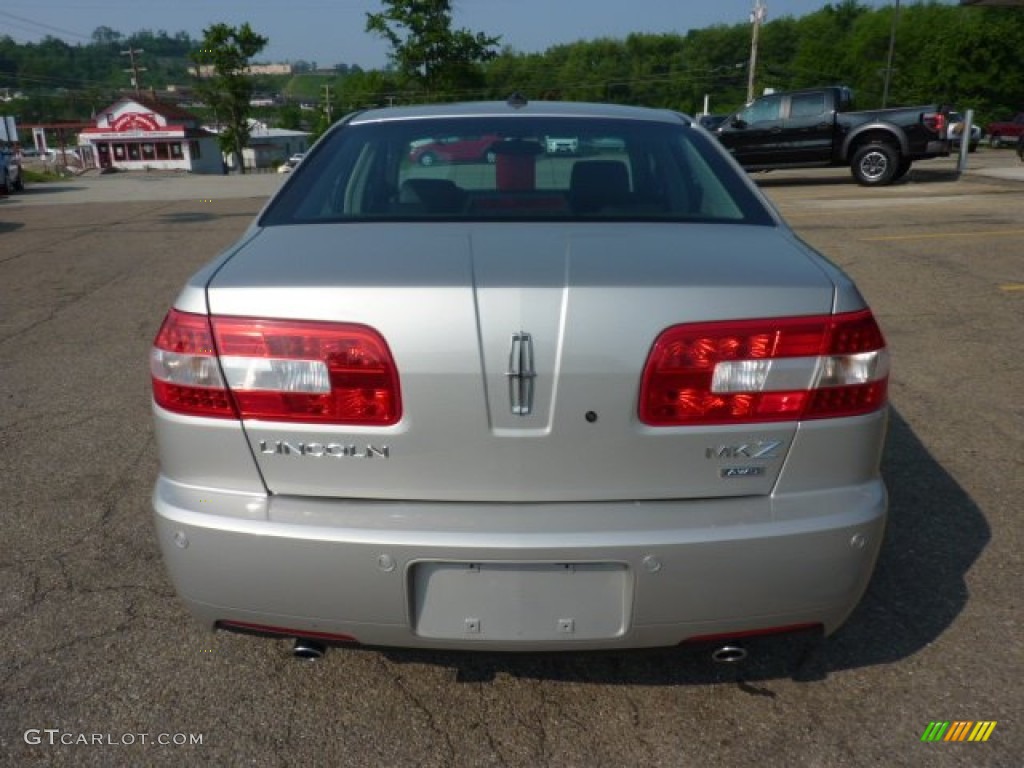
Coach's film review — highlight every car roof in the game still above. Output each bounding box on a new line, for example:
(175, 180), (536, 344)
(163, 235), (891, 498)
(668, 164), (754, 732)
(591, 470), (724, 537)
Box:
(347, 100), (690, 126)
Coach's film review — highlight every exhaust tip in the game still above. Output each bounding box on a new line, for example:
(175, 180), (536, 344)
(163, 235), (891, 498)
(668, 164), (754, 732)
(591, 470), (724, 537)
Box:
(711, 645), (748, 664)
(292, 638), (327, 661)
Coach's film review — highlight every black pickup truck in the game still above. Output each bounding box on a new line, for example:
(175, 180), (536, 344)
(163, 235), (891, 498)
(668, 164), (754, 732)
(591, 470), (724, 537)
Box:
(711, 86), (949, 186)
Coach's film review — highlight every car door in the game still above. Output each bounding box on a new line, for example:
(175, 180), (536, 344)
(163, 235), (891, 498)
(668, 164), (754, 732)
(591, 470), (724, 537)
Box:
(781, 91), (834, 164)
(715, 93), (784, 167)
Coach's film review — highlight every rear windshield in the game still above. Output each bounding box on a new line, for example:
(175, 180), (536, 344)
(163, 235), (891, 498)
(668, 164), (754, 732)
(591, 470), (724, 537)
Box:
(259, 116), (775, 226)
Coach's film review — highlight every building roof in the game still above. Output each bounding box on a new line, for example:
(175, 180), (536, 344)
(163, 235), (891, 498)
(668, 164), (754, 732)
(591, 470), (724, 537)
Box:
(98, 94), (203, 124)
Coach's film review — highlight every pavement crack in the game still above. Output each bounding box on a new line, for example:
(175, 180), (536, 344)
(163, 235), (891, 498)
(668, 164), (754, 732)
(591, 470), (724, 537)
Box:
(392, 672), (456, 767)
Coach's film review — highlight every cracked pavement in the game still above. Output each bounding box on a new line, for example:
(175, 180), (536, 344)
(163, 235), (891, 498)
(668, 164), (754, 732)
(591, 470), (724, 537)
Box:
(0, 161), (1020, 766)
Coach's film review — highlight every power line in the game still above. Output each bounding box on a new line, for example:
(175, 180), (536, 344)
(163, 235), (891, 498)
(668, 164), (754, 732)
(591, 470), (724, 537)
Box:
(0, 10), (92, 41)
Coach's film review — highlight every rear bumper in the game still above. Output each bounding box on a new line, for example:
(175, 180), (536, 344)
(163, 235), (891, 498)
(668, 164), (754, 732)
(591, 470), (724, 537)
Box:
(154, 476), (886, 651)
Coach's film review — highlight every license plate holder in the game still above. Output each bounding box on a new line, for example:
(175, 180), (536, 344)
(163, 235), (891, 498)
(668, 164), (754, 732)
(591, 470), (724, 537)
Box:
(411, 562), (630, 641)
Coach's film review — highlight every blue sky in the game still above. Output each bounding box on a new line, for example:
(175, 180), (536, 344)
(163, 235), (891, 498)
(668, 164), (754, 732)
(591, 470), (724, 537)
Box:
(1, 1), (953, 69)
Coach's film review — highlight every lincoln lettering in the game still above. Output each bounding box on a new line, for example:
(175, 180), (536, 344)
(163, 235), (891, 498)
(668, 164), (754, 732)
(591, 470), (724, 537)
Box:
(259, 440), (390, 459)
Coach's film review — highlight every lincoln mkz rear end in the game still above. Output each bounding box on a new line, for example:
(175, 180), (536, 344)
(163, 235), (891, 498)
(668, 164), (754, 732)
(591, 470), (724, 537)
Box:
(151, 99), (889, 654)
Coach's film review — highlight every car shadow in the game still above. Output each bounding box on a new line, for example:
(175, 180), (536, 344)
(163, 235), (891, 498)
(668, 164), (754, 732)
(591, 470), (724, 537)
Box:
(755, 166), (961, 189)
(373, 407), (986, 685)
(0, 220), (25, 233)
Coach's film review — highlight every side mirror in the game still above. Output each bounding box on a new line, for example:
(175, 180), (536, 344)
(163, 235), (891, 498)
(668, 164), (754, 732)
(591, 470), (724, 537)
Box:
(730, 117), (747, 130)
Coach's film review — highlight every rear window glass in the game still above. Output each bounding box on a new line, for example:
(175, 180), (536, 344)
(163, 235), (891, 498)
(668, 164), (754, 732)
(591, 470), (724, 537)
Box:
(260, 116), (775, 226)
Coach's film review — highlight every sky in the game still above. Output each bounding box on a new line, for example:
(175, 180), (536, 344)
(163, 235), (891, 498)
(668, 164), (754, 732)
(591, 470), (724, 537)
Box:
(1, 1), (953, 70)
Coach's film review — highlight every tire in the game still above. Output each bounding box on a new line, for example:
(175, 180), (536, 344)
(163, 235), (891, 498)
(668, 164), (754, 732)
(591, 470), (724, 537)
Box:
(851, 143), (900, 186)
(892, 158), (913, 182)
(418, 151), (437, 167)
(13, 174), (24, 192)
(484, 150), (496, 164)
(989, 134), (1002, 149)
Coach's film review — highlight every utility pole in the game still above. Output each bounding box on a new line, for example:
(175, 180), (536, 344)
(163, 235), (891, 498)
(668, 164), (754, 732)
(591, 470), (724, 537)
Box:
(121, 47), (146, 97)
(881, 0), (901, 108)
(322, 84), (333, 124)
(746, 1), (767, 102)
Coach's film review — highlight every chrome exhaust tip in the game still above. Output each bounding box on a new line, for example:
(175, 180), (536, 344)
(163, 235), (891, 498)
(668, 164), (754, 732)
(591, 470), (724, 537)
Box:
(292, 638), (327, 661)
(711, 645), (748, 664)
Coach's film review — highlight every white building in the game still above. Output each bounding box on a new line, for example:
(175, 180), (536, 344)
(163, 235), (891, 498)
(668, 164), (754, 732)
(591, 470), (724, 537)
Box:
(79, 96), (222, 174)
(213, 119), (311, 171)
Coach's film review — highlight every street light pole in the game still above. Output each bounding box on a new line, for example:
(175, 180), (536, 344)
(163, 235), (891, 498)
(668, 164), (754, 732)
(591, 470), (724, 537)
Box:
(747, 0), (767, 102)
(882, 0), (901, 108)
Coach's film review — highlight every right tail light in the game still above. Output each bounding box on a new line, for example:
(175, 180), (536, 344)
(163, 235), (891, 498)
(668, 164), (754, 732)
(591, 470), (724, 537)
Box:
(639, 310), (889, 426)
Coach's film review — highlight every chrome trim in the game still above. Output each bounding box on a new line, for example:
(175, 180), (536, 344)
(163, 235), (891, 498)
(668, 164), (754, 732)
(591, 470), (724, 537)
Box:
(506, 332), (536, 416)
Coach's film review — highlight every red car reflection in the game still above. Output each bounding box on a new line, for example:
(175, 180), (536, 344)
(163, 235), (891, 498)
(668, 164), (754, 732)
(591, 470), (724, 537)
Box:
(409, 135), (501, 166)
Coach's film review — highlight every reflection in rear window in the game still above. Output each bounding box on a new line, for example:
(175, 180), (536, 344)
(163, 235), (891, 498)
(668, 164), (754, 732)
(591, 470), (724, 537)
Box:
(260, 117), (775, 226)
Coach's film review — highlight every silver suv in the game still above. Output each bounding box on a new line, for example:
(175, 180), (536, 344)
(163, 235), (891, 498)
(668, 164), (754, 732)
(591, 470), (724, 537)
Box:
(151, 99), (889, 655)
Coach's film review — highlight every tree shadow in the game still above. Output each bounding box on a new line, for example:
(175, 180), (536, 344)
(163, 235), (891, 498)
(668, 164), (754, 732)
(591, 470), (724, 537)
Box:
(16, 184), (87, 195)
(371, 407), (986, 685)
(159, 211), (255, 223)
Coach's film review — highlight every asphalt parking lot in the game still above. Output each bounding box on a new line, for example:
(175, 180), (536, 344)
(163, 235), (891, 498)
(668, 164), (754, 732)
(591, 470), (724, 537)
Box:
(1, 152), (1021, 767)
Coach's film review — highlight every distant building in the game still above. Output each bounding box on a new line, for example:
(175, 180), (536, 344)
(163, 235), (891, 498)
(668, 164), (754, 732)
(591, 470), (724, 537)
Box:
(206, 118), (311, 171)
(195, 63), (293, 77)
(79, 96), (222, 173)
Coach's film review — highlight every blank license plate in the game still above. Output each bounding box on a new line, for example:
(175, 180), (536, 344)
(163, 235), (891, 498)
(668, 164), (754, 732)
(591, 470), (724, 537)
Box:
(411, 562), (630, 641)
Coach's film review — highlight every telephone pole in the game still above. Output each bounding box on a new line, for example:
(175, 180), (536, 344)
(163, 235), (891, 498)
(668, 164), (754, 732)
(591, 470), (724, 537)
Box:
(746, 0), (766, 102)
(881, 0), (901, 108)
(322, 84), (333, 124)
(121, 47), (146, 97)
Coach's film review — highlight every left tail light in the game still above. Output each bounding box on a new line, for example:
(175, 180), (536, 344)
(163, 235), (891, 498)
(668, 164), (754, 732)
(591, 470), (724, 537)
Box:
(151, 309), (402, 425)
(923, 111), (947, 137)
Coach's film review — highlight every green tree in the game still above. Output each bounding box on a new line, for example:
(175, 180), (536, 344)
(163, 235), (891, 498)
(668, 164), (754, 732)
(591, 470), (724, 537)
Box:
(91, 26), (123, 47)
(366, 0), (500, 100)
(190, 22), (268, 173)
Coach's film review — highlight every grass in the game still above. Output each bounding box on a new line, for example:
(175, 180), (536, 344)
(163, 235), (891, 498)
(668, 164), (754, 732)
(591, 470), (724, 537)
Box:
(21, 168), (67, 183)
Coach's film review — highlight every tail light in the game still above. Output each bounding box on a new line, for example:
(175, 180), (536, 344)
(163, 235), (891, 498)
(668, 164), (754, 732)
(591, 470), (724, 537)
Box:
(924, 112), (947, 136)
(151, 309), (401, 425)
(639, 310), (888, 426)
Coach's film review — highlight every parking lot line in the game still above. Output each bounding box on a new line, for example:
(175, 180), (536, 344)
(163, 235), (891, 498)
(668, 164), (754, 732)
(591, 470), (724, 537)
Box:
(861, 228), (1024, 242)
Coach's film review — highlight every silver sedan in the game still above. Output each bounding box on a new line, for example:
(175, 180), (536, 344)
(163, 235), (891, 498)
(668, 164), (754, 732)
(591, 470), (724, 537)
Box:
(151, 98), (889, 656)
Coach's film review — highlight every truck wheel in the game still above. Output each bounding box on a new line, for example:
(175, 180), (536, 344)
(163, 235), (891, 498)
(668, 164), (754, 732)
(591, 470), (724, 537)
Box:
(892, 158), (912, 182)
(851, 143), (899, 186)
(989, 134), (1002, 149)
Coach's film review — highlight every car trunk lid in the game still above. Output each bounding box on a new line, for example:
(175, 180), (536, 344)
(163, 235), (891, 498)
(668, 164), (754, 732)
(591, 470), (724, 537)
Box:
(205, 222), (836, 502)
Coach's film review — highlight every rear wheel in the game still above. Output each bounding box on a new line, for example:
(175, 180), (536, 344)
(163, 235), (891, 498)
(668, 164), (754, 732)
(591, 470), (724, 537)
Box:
(989, 134), (1003, 149)
(418, 151), (437, 167)
(851, 143), (899, 186)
